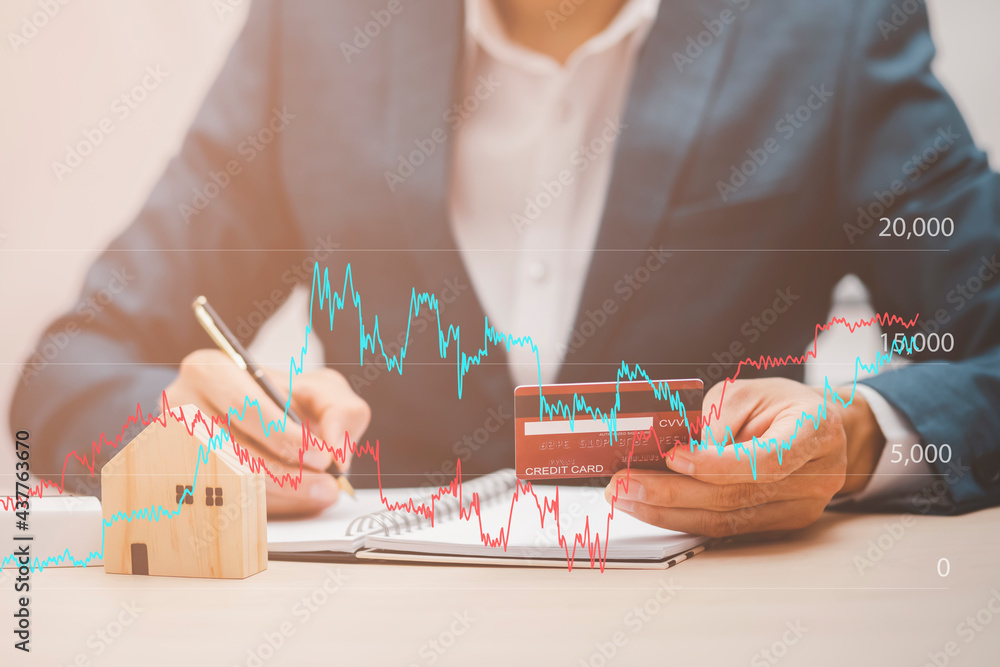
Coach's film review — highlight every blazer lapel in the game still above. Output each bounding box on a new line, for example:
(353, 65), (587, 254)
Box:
(384, 0), (738, 392)
(560, 0), (740, 380)
(386, 1), (463, 269)
(386, 1), (513, 404)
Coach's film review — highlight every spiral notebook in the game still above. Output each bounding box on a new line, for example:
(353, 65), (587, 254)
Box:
(267, 470), (708, 569)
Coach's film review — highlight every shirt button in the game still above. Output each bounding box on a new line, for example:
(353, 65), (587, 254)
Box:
(527, 261), (548, 282)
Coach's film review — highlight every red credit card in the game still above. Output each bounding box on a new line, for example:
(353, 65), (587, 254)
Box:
(514, 379), (703, 481)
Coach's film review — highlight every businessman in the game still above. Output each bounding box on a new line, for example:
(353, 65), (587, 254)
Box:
(12, 0), (1000, 534)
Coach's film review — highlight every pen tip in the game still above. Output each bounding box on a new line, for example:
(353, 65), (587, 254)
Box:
(337, 476), (356, 498)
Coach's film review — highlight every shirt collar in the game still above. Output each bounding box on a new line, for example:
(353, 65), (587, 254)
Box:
(464, 0), (661, 73)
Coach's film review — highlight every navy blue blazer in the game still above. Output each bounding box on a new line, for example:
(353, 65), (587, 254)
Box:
(12, 0), (1000, 512)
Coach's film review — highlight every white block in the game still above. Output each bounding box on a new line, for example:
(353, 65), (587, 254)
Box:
(1, 496), (103, 569)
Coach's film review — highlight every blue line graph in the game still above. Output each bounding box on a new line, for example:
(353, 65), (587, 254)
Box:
(2, 262), (920, 571)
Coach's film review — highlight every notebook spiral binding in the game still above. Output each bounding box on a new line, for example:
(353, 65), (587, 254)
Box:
(345, 469), (518, 537)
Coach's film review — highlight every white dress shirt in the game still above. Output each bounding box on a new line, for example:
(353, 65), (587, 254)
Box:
(449, 0), (659, 388)
(448, 0), (931, 502)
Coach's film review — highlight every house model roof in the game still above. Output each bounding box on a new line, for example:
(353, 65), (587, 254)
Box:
(102, 403), (250, 477)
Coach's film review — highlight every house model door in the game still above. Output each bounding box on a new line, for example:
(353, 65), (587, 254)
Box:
(130, 543), (149, 575)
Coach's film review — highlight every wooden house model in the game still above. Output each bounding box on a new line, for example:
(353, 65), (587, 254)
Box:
(101, 404), (267, 579)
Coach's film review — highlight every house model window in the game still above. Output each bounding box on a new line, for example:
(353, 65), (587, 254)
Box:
(175, 485), (193, 505)
(205, 486), (224, 506)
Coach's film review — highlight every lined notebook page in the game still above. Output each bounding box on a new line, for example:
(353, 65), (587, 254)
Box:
(267, 488), (421, 553)
(364, 485), (706, 561)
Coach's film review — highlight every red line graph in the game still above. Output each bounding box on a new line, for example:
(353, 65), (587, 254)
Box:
(2, 310), (918, 570)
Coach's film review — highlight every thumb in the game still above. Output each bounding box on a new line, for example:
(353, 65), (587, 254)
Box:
(700, 379), (757, 450)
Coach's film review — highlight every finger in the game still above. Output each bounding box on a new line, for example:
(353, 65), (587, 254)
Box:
(610, 497), (826, 538)
(290, 369), (371, 472)
(666, 412), (836, 484)
(180, 350), (294, 434)
(256, 367), (336, 471)
(212, 395), (314, 471)
(605, 469), (794, 511)
(209, 415), (341, 516)
(235, 366), (339, 472)
(183, 354), (310, 469)
(315, 401), (368, 472)
(700, 379), (770, 444)
(249, 448), (342, 517)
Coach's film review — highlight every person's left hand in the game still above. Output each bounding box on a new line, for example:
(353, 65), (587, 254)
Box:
(604, 378), (885, 537)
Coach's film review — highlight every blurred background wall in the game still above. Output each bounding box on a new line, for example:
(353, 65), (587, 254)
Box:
(1, 0), (998, 491)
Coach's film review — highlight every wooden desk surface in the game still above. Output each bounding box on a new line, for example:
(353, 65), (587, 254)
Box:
(5, 507), (999, 667)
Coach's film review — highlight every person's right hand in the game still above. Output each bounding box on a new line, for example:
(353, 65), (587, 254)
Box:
(165, 349), (371, 517)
